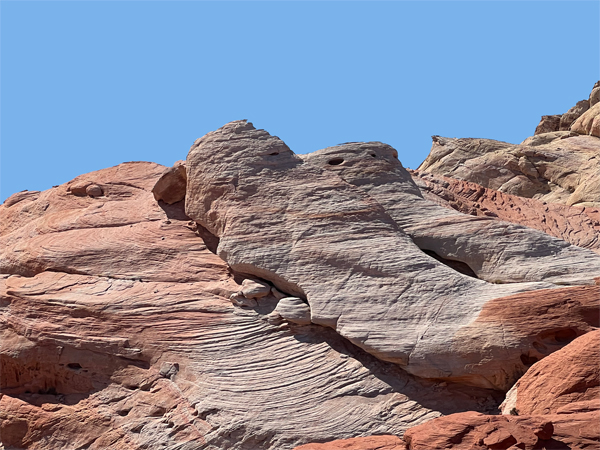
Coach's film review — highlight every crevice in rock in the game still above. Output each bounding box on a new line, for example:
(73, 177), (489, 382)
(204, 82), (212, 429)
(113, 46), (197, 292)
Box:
(421, 249), (479, 279)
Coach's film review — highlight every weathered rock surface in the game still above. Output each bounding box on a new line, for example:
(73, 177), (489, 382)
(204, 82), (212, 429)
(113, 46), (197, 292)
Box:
(559, 99), (590, 131)
(152, 160), (188, 204)
(185, 120), (599, 391)
(293, 435), (405, 450)
(410, 169), (600, 254)
(417, 134), (600, 207)
(1, 161), (511, 449)
(500, 329), (600, 416)
(534, 115), (561, 135)
(304, 141), (600, 285)
(400, 330), (600, 450)
(402, 410), (599, 450)
(571, 101), (600, 137)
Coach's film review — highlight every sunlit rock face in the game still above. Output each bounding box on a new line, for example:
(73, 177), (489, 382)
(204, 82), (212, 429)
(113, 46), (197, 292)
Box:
(1, 92), (599, 449)
(185, 120), (598, 392)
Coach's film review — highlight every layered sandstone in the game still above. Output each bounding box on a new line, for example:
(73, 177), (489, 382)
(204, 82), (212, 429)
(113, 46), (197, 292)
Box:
(0, 161), (509, 449)
(185, 120), (599, 392)
(410, 169), (600, 254)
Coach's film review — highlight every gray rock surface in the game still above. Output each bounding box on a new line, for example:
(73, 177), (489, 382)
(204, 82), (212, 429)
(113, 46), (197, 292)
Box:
(304, 141), (600, 286)
(184, 120), (597, 390)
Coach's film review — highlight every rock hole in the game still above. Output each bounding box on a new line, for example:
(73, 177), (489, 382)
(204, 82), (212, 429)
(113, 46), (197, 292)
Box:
(328, 158), (344, 166)
(532, 341), (547, 353)
(520, 354), (538, 366)
(554, 328), (577, 343)
(370, 153), (377, 158)
(269, 152), (279, 156)
(67, 363), (82, 370)
(421, 250), (478, 279)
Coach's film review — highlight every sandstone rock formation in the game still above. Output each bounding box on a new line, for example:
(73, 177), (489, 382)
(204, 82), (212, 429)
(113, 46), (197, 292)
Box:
(304, 141), (600, 285)
(500, 329), (599, 416)
(0, 161), (509, 449)
(2, 85), (599, 449)
(418, 82), (600, 207)
(571, 102), (600, 137)
(400, 330), (600, 450)
(185, 120), (599, 392)
(152, 160), (188, 204)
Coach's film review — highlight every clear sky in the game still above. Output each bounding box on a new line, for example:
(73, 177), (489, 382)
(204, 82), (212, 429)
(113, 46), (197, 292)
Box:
(1, 1), (599, 202)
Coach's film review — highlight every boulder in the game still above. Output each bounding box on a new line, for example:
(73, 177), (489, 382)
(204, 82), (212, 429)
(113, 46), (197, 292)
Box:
(559, 99), (589, 131)
(500, 330), (600, 416)
(534, 115), (561, 135)
(571, 101), (600, 137)
(152, 161), (187, 204)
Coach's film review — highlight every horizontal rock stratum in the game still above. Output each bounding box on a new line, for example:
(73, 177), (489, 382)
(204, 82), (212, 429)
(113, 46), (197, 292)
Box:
(1, 82), (599, 450)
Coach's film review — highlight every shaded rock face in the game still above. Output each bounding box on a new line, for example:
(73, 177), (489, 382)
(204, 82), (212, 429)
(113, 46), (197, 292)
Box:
(500, 329), (600, 416)
(399, 330), (600, 450)
(152, 160), (187, 204)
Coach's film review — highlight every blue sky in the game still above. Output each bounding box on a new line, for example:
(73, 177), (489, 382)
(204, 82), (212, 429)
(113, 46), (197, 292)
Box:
(1, 1), (599, 202)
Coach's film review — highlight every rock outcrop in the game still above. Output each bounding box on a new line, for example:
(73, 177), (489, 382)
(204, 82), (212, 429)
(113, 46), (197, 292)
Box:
(401, 330), (600, 450)
(184, 120), (599, 391)
(0, 161), (511, 449)
(417, 82), (600, 207)
(417, 134), (600, 207)
(304, 141), (600, 284)
(2, 85), (599, 449)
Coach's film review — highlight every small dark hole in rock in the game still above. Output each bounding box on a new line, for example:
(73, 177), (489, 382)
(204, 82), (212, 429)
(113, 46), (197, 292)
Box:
(370, 153), (376, 157)
(555, 328), (577, 343)
(67, 363), (82, 370)
(269, 152), (279, 156)
(328, 158), (344, 165)
(532, 341), (547, 353)
(118, 409), (131, 416)
(38, 387), (58, 395)
(520, 354), (538, 366)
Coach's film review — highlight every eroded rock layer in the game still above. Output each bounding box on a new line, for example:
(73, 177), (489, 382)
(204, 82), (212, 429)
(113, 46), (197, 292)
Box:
(410, 169), (600, 254)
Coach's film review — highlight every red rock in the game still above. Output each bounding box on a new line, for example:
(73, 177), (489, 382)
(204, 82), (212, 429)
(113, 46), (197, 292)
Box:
(500, 330), (600, 416)
(293, 435), (406, 450)
(152, 161), (187, 204)
(403, 411), (599, 450)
